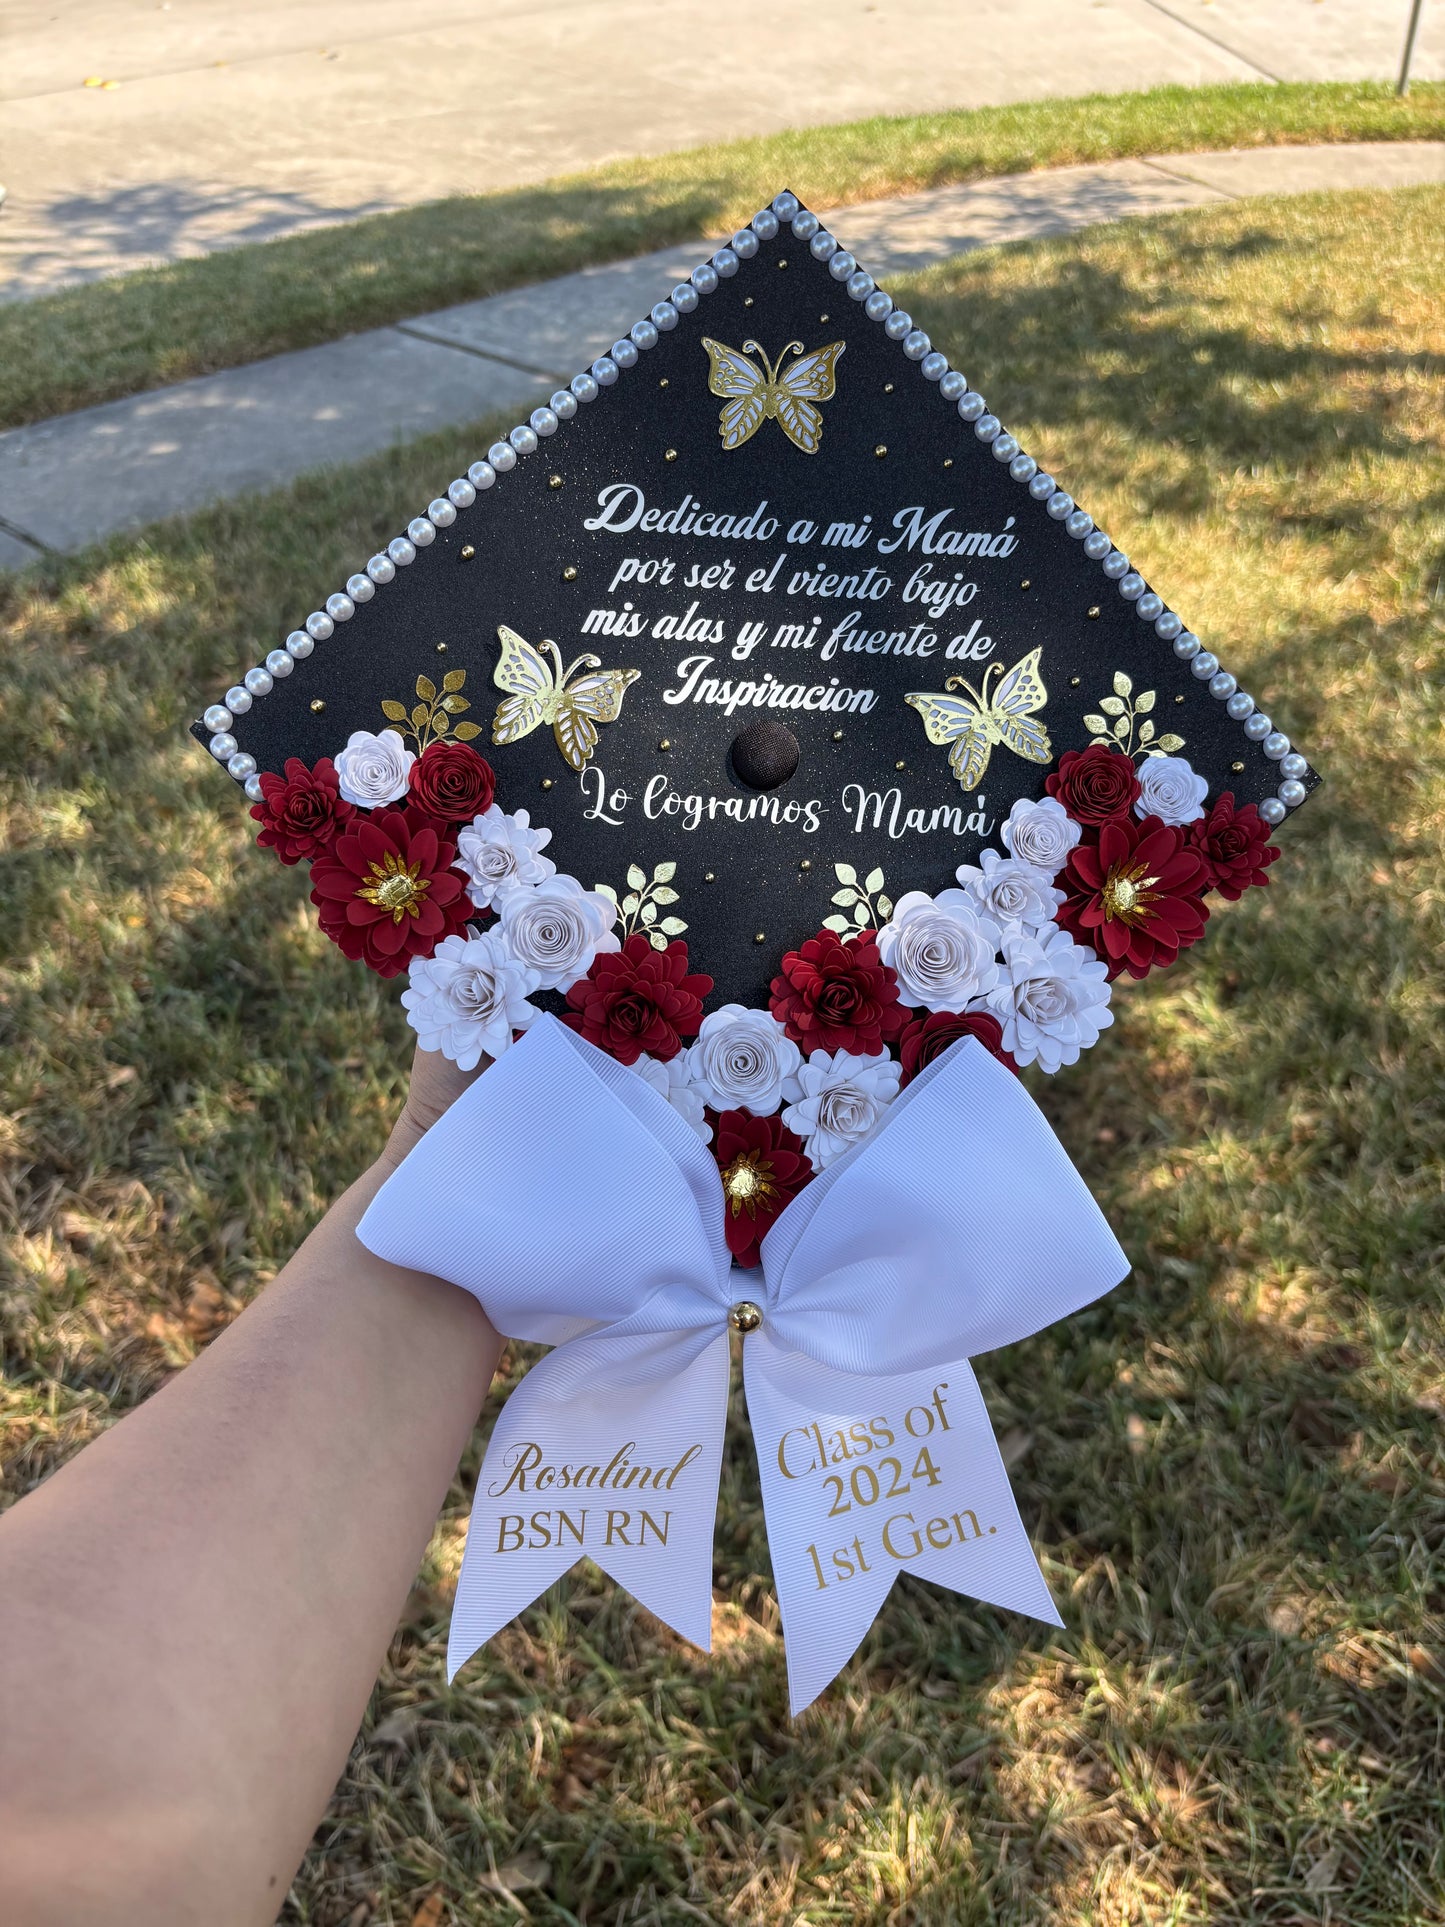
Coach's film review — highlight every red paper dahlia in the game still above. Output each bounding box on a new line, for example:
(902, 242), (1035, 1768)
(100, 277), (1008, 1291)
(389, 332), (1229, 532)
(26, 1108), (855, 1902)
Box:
(1187, 791), (1280, 900)
(1058, 814), (1209, 980)
(309, 806), (470, 977)
(563, 933), (712, 1065)
(714, 1111), (813, 1270)
(251, 756), (354, 865)
(1045, 744), (1142, 826)
(769, 928), (907, 1057)
(898, 1009), (1017, 1084)
(408, 739), (496, 825)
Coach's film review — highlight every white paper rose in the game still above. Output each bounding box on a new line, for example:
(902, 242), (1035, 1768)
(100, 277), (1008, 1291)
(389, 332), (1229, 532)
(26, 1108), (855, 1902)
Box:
(1134, 754), (1209, 826)
(496, 873), (618, 991)
(954, 848), (1064, 936)
(629, 1051), (711, 1141)
(401, 929), (540, 1071)
(454, 805), (556, 910)
(782, 1049), (902, 1171)
(876, 889), (1002, 1012)
(686, 1004), (803, 1116)
(979, 926), (1113, 1075)
(334, 728), (415, 808)
(999, 795), (1081, 877)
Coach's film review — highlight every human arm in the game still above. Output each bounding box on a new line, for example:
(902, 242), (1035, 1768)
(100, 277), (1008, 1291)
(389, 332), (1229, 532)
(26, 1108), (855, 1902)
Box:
(0, 1048), (501, 1926)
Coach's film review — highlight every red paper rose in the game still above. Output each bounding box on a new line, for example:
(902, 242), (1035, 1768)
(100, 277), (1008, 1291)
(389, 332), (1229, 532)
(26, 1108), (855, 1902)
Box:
(408, 739), (496, 825)
(309, 806), (470, 977)
(1187, 791), (1279, 900)
(714, 1111), (813, 1270)
(564, 933), (712, 1065)
(1058, 814), (1209, 979)
(769, 928), (907, 1057)
(251, 756), (354, 865)
(1045, 744), (1142, 826)
(898, 1009), (1016, 1084)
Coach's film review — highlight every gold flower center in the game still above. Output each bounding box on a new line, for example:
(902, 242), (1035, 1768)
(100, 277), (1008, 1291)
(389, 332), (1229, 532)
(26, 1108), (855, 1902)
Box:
(721, 1149), (779, 1219)
(357, 851), (430, 921)
(1101, 864), (1161, 926)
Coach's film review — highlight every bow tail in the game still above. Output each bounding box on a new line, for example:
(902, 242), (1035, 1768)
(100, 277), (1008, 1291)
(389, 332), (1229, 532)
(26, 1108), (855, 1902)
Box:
(447, 1320), (730, 1678)
(745, 1338), (1061, 1715)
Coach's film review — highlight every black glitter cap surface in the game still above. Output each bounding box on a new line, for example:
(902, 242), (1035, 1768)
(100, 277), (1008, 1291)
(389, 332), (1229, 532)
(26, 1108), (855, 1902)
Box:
(194, 190), (1318, 1009)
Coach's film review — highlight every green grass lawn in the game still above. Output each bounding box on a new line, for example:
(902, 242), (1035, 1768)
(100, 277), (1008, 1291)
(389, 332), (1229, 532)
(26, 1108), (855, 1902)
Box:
(2, 80), (1444, 433)
(2, 185), (1443, 1924)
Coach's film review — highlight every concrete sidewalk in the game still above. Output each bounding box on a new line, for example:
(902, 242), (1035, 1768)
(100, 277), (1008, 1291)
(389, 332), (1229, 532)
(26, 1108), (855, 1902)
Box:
(0, 139), (1441, 567)
(1, 0), (1442, 299)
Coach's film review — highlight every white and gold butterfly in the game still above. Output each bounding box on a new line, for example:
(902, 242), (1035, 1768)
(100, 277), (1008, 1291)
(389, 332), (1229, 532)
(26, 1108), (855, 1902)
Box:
(905, 650), (1052, 793)
(701, 336), (846, 455)
(491, 625), (640, 773)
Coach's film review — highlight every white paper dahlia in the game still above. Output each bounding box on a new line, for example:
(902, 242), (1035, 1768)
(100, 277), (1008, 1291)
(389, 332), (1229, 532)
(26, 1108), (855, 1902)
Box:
(454, 805), (556, 910)
(629, 1051), (711, 1141)
(954, 847), (1064, 936)
(401, 928), (540, 1071)
(979, 925), (1113, 1074)
(999, 794), (1081, 877)
(782, 1048), (902, 1171)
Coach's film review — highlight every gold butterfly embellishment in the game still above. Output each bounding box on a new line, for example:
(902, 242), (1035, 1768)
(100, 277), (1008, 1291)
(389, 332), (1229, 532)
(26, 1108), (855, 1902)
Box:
(491, 625), (640, 773)
(701, 336), (846, 455)
(905, 649), (1052, 793)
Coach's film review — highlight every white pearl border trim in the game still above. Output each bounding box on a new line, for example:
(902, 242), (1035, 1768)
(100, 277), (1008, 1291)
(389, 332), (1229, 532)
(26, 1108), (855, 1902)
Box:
(207, 192), (1311, 821)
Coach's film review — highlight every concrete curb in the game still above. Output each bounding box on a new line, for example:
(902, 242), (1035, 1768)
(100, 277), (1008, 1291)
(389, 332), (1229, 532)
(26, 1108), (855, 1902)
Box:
(1, 141), (1440, 562)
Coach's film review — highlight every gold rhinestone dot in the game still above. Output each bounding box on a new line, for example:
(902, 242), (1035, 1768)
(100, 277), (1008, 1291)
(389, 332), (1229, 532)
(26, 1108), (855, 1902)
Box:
(562, 565), (578, 581)
(799, 859), (812, 871)
(943, 457), (954, 468)
(541, 778), (554, 791)
(895, 760), (906, 771)
(743, 296), (754, 307)
(777, 258), (788, 268)
(1232, 760), (1245, 772)
(1176, 694), (1186, 705)
(1070, 676), (1081, 687)
(548, 474), (563, 489)
(436, 642), (448, 654)
(459, 544), (475, 560)
(874, 444), (887, 458)
(659, 377), (669, 387)
(1020, 579), (1031, 591)
(310, 699), (326, 713)
(754, 932), (766, 944)
(883, 382), (894, 394)
(819, 313), (829, 323)
(665, 448), (678, 461)
(1087, 605), (1101, 619)
(831, 729), (844, 742)
(658, 739), (671, 751)
(704, 871), (716, 882)
(728, 1300), (763, 1334)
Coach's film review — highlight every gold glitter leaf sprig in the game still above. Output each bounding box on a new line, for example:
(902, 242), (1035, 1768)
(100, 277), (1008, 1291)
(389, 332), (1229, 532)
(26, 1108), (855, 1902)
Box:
(1083, 671), (1183, 762)
(596, 860), (686, 950)
(381, 668), (482, 752)
(823, 861), (892, 936)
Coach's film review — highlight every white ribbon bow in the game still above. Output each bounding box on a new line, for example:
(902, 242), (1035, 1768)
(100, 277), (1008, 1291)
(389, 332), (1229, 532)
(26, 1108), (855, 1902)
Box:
(359, 1014), (1128, 1713)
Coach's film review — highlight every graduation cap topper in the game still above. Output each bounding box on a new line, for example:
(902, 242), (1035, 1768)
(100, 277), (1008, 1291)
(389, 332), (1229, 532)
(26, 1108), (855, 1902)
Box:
(196, 184), (1318, 1105)
(196, 194), (1322, 1709)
